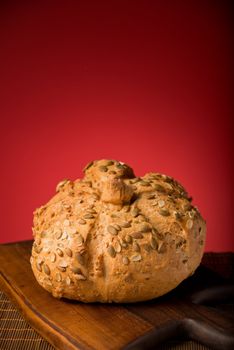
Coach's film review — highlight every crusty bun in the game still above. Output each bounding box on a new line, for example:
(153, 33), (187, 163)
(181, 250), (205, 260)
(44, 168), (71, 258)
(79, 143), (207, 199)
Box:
(31, 159), (206, 302)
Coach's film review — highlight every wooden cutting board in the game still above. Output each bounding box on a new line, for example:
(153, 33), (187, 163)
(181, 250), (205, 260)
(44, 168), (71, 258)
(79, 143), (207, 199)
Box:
(0, 241), (234, 350)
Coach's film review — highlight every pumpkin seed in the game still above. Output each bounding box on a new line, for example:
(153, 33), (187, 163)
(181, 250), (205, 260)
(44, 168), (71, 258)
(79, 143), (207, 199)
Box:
(158, 241), (166, 253)
(36, 262), (42, 272)
(75, 273), (87, 280)
(57, 266), (66, 272)
(158, 200), (165, 208)
(79, 219), (86, 225)
(56, 248), (64, 257)
(103, 160), (114, 166)
(107, 225), (118, 235)
(61, 231), (68, 240)
(66, 276), (71, 286)
(143, 244), (151, 252)
(63, 219), (70, 226)
(131, 254), (142, 262)
(140, 181), (151, 187)
(150, 237), (158, 250)
(123, 256), (129, 265)
(131, 232), (144, 239)
(59, 260), (68, 268)
(83, 161), (93, 172)
(125, 234), (132, 243)
(175, 212), (182, 220)
(72, 266), (82, 274)
(56, 179), (69, 192)
(55, 230), (62, 239)
(132, 242), (140, 252)
(99, 165), (108, 172)
(75, 252), (85, 265)
(154, 184), (165, 192)
(43, 264), (50, 275)
(65, 248), (73, 257)
(159, 209), (170, 216)
(113, 224), (121, 231)
(186, 219), (193, 229)
(84, 213), (95, 219)
(107, 245), (116, 258)
(120, 221), (131, 228)
(146, 193), (155, 199)
(130, 177), (140, 184)
(55, 272), (62, 282)
(77, 234), (84, 246)
(131, 208), (140, 217)
(114, 241), (122, 253)
(50, 253), (56, 263)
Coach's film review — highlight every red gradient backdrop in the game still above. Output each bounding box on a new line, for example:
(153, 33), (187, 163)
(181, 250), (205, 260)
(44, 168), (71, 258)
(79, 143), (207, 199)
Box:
(0, 1), (233, 251)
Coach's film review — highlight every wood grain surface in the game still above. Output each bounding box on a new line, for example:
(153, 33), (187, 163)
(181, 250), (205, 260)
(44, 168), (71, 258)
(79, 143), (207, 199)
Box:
(0, 241), (233, 350)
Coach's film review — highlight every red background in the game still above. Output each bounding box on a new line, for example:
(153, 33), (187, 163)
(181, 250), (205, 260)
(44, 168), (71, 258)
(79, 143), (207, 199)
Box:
(0, 1), (233, 251)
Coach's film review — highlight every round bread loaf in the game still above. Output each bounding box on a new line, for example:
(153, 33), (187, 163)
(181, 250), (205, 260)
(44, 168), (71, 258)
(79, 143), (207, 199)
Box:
(31, 159), (206, 303)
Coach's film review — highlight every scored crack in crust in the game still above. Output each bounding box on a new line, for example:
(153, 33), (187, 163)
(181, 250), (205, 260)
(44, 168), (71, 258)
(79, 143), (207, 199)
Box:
(31, 159), (206, 303)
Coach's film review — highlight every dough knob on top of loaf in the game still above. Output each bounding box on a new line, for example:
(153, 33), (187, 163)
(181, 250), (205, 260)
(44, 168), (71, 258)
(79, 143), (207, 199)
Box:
(83, 159), (135, 204)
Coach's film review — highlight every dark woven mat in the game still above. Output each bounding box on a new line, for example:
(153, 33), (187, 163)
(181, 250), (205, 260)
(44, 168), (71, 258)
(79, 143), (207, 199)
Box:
(0, 253), (233, 350)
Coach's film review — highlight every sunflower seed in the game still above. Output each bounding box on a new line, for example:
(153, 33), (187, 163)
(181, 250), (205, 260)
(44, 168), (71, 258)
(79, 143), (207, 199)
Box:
(114, 241), (122, 253)
(55, 272), (62, 282)
(186, 219), (193, 229)
(132, 242), (140, 252)
(107, 225), (118, 235)
(125, 234), (132, 243)
(131, 254), (142, 262)
(123, 256), (129, 265)
(107, 245), (116, 257)
(65, 248), (73, 257)
(159, 209), (170, 216)
(158, 200), (165, 208)
(99, 165), (108, 172)
(43, 264), (50, 275)
(56, 248), (64, 257)
(66, 276), (71, 285)
(75, 252), (85, 265)
(84, 214), (95, 219)
(131, 208), (140, 217)
(79, 219), (86, 225)
(150, 237), (158, 250)
(50, 253), (56, 263)
(131, 232), (144, 239)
